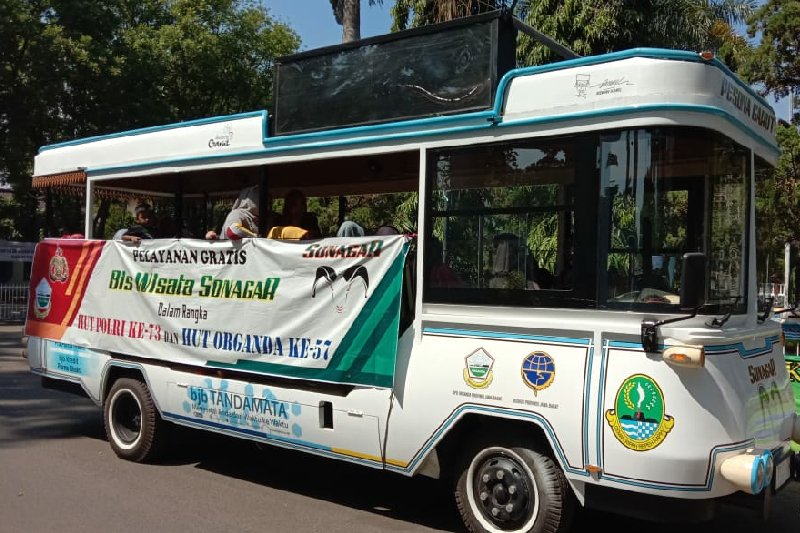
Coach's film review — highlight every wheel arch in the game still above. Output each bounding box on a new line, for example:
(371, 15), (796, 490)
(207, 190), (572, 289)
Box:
(101, 361), (152, 408)
(431, 412), (560, 481)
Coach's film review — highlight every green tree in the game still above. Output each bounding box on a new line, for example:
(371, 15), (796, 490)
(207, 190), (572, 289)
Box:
(389, 1), (753, 65)
(391, 0), (499, 31)
(740, 0), (799, 123)
(0, 0), (299, 240)
(515, 0), (754, 66)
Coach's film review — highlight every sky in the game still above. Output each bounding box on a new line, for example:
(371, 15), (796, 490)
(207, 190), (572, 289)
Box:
(264, 0), (791, 121)
(265, 0), (393, 51)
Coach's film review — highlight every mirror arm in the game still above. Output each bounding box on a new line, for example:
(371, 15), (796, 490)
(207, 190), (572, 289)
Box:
(757, 296), (775, 323)
(640, 307), (699, 353)
(772, 303), (800, 317)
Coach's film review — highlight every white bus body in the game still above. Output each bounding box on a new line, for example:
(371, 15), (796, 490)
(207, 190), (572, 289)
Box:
(25, 43), (799, 533)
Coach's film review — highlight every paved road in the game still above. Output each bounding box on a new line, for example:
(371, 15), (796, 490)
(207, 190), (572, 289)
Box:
(1, 325), (798, 533)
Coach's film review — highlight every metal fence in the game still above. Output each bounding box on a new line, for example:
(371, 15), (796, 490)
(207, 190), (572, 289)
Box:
(0, 283), (28, 322)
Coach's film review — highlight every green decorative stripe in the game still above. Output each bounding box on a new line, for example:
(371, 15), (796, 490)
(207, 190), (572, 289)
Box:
(207, 246), (407, 388)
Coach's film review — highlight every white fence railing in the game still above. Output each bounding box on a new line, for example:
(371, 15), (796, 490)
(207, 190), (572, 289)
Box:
(759, 282), (786, 308)
(0, 284), (28, 322)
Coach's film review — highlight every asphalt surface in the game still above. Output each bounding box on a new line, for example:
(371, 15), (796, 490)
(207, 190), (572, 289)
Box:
(1, 324), (798, 533)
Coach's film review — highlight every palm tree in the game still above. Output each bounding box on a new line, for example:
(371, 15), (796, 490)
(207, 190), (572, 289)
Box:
(391, 0), (503, 31)
(330, 0), (384, 43)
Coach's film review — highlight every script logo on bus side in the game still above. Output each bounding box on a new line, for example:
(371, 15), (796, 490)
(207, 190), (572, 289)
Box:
(748, 358), (776, 384)
(606, 374), (674, 451)
(720, 76), (775, 136)
(208, 123), (234, 148)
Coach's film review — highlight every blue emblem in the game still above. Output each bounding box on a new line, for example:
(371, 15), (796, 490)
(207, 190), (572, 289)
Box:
(521, 351), (555, 395)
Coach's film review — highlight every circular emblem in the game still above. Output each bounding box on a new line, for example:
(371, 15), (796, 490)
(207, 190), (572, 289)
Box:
(521, 351), (555, 396)
(605, 374), (675, 451)
(49, 245), (69, 283)
(34, 278), (52, 319)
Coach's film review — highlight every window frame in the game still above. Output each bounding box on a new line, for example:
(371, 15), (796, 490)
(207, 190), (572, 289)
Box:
(422, 133), (599, 308)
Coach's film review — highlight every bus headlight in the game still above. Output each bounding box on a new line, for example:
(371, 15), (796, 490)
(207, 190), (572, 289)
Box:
(662, 344), (705, 368)
(719, 450), (770, 494)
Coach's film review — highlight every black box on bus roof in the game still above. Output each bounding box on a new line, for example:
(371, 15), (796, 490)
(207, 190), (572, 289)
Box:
(272, 10), (517, 136)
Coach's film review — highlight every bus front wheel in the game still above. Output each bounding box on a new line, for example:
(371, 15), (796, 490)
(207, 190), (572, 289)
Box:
(104, 377), (164, 463)
(455, 444), (574, 533)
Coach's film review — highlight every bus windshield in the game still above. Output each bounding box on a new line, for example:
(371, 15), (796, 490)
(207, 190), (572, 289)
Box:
(425, 126), (752, 314)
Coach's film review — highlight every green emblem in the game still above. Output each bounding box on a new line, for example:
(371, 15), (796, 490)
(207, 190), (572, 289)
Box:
(605, 374), (674, 451)
(463, 348), (494, 389)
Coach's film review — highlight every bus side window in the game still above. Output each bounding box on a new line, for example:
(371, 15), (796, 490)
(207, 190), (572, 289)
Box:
(424, 137), (584, 307)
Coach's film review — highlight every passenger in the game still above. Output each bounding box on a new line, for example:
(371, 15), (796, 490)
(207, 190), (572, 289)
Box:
(121, 204), (159, 244)
(266, 225), (309, 240)
(374, 225), (400, 236)
(337, 220), (365, 237)
(275, 189), (321, 239)
(206, 186), (259, 240)
(429, 238), (463, 288)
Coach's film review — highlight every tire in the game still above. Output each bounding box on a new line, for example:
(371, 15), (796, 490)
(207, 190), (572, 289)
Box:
(103, 377), (164, 463)
(455, 443), (574, 533)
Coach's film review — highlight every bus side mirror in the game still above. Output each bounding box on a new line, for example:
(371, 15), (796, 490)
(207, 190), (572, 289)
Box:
(680, 252), (706, 310)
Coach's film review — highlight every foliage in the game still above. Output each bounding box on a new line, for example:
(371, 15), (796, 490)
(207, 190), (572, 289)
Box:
(0, 0), (299, 240)
(514, 0), (754, 66)
(391, 0), (500, 31)
(756, 123), (800, 284)
(740, 0), (799, 122)
(388, 1), (754, 64)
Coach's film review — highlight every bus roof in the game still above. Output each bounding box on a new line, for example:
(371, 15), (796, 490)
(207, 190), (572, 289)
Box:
(32, 47), (779, 195)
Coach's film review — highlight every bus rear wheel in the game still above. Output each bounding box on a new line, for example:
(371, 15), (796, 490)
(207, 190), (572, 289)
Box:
(104, 377), (164, 463)
(455, 444), (574, 533)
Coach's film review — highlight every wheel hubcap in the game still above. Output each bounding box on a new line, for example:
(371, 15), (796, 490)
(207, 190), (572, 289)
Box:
(113, 392), (142, 444)
(474, 455), (532, 528)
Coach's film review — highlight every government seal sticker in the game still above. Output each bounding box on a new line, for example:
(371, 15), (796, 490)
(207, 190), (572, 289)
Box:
(34, 278), (53, 319)
(521, 351), (555, 396)
(606, 374), (674, 451)
(463, 348), (494, 389)
(49, 244), (69, 283)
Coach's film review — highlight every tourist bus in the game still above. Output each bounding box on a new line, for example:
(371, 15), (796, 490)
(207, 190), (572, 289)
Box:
(24, 11), (799, 533)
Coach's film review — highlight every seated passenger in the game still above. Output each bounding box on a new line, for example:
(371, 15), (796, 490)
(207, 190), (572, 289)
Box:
(121, 204), (159, 244)
(275, 189), (321, 239)
(206, 186), (259, 240)
(337, 220), (365, 237)
(429, 238), (462, 288)
(374, 225), (400, 236)
(266, 225), (309, 240)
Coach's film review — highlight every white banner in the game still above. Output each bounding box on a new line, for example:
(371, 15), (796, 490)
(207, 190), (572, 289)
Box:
(27, 236), (408, 387)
